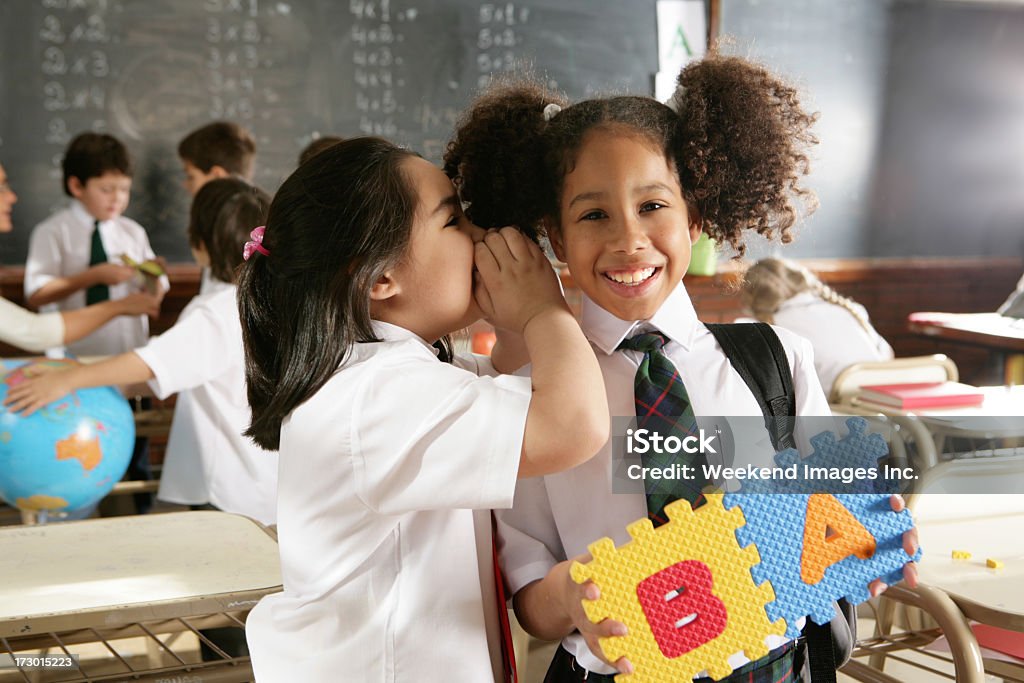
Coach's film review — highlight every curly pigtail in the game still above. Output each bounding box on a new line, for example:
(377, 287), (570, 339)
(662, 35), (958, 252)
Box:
(674, 53), (819, 256)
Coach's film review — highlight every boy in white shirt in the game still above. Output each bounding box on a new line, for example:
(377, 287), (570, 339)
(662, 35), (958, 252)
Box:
(24, 132), (169, 515)
(24, 132), (168, 358)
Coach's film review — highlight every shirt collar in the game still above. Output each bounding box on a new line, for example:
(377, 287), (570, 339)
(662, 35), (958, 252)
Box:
(369, 320), (438, 355)
(580, 282), (701, 355)
(69, 199), (102, 227)
(203, 277), (234, 296)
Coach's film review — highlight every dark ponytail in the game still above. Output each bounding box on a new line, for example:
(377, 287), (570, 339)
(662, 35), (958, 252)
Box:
(238, 137), (419, 451)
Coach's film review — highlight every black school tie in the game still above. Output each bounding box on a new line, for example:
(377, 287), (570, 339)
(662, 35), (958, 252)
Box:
(86, 219), (109, 305)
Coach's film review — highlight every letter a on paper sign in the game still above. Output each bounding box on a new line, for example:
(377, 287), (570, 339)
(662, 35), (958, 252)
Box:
(801, 493), (876, 584)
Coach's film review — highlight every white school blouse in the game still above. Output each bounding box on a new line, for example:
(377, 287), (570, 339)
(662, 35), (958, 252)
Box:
(24, 200), (168, 358)
(245, 321), (531, 683)
(133, 282), (277, 525)
(768, 292), (894, 396)
(0, 296), (64, 352)
(496, 284), (831, 677)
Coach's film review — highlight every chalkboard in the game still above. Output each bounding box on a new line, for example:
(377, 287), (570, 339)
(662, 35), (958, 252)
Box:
(720, 0), (892, 259)
(0, 0), (660, 264)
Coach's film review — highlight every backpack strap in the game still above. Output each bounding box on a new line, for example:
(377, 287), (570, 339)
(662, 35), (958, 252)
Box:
(704, 322), (796, 451)
(704, 322), (844, 683)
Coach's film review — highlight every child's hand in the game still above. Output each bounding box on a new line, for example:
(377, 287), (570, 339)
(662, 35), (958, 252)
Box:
(560, 554), (635, 676)
(117, 293), (161, 318)
(473, 227), (567, 335)
(91, 262), (135, 286)
(3, 371), (76, 417)
(868, 494), (920, 597)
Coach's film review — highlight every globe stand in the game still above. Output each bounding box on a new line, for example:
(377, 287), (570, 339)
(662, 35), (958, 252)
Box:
(19, 507), (70, 526)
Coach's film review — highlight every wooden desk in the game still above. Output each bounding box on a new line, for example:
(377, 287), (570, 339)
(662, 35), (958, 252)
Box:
(908, 312), (1024, 383)
(0, 511), (282, 681)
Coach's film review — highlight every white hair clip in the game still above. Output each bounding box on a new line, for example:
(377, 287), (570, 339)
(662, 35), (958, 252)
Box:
(543, 103), (562, 122)
(667, 86), (687, 114)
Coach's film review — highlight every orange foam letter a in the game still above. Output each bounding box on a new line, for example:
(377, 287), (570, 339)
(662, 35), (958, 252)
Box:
(801, 494), (876, 585)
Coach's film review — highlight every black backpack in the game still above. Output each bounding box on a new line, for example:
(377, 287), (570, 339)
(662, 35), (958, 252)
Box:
(705, 322), (856, 683)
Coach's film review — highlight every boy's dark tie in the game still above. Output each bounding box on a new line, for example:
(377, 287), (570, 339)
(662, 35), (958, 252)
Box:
(86, 219), (109, 305)
(618, 331), (706, 525)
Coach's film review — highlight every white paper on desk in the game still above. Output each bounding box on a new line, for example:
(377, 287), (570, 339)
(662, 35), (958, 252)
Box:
(657, 0), (706, 73)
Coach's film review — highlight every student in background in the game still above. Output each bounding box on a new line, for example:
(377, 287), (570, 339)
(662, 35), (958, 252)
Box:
(24, 132), (169, 358)
(178, 120), (256, 196)
(236, 138), (608, 681)
(446, 54), (917, 681)
(0, 161), (158, 353)
(298, 135), (344, 166)
(7, 178), (276, 526)
(742, 257), (894, 396)
(24, 132), (169, 515)
(10, 179), (271, 660)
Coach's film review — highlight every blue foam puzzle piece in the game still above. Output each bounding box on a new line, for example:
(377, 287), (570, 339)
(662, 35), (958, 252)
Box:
(736, 418), (893, 496)
(724, 491), (921, 637)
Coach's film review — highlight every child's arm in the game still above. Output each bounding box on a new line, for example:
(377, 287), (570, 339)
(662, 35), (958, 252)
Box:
(3, 351), (154, 415)
(27, 262), (137, 307)
(60, 294), (161, 344)
(488, 327), (529, 374)
(474, 228), (609, 479)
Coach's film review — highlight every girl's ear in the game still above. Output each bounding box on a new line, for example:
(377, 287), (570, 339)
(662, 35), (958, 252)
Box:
(369, 271), (400, 301)
(688, 206), (703, 244)
(545, 219), (567, 262)
(210, 165), (232, 180)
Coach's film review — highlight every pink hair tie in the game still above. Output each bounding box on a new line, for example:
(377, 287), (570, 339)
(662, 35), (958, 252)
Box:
(243, 226), (270, 260)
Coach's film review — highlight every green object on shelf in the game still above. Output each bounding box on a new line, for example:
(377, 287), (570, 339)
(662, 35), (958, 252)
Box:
(686, 233), (717, 276)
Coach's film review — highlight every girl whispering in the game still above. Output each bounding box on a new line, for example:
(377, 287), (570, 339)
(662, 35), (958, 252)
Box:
(236, 137), (608, 681)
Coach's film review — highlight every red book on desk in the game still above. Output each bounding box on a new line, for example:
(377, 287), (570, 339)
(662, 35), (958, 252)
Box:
(857, 382), (985, 409)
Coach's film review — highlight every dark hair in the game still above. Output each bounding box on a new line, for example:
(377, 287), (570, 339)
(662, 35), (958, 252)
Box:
(444, 53), (818, 255)
(62, 132), (132, 197)
(188, 178), (270, 284)
(238, 137), (436, 451)
(178, 121), (257, 178)
(298, 135), (345, 167)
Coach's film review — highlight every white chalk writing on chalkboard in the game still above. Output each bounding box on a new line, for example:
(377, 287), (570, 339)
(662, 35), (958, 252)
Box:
(3, 0), (659, 264)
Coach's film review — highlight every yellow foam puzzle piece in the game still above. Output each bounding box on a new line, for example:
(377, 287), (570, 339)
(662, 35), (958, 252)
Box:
(570, 494), (786, 682)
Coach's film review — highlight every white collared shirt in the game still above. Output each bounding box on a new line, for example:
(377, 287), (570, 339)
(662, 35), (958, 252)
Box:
(133, 280), (277, 524)
(245, 322), (531, 682)
(23, 200), (169, 357)
(768, 291), (894, 396)
(496, 283), (830, 676)
(0, 296), (64, 352)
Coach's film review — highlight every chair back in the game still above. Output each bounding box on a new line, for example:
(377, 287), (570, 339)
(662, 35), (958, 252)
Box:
(829, 354), (959, 404)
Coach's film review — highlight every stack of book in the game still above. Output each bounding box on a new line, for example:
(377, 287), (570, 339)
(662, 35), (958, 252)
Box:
(856, 382), (985, 410)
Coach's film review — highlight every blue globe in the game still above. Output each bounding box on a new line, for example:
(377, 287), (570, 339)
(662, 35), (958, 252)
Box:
(0, 358), (135, 514)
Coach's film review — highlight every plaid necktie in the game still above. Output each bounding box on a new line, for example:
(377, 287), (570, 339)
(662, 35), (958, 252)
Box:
(619, 331), (706, 526)
(86, 219), (109, 304)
